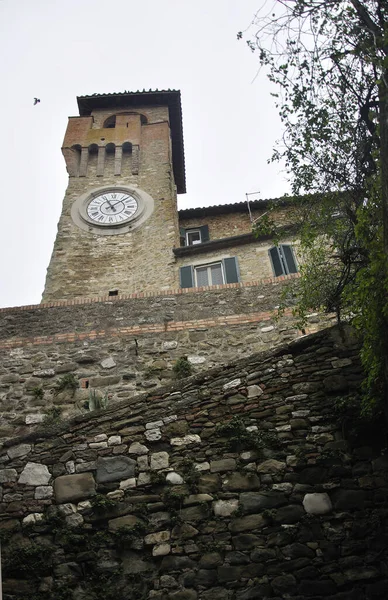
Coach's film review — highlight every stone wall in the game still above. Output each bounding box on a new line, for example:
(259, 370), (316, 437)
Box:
(0, 280), (334, 440)
(179, 206), (296, 241)
(0, 326), (386, 600)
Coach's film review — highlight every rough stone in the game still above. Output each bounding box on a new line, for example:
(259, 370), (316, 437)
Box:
(170, 434), (201, 446)
(120, 478), (137, 489)
(210, 458), (236, 473)
(19, 462), (51, 486)
(101, 357), (116, 369)
(145, 429), (162, 442)
(0, 469), (17, 483)
(108, 435), (122, 446)
(96, 456), (136, 483)
(213, 499), (239, 517)
(128, 442), (149, 455)
(257, 459), (286, 473)
(7, 444), (32, 460)
(229, 514), (266, 533)
(223, 472), (260, 491)
(35, 486), (54, 500)
(223, 378), (241, 390)
(145, 530), (170, 545)
(240, 491), (287, 513)
(54, 473), (96, 503)
(303, 492), (333, 515)
(153, 543), (171, 556)
(247, 384), (263, 398)
(108, 515), (143, 530)
(150, 452), (169, 470)
(166, 472), (184, 485)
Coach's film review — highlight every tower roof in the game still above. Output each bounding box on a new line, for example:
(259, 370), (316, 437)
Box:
(77, 90), (186, 194)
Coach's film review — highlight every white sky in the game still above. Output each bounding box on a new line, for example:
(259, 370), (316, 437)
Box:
(0, 0), (288, 309)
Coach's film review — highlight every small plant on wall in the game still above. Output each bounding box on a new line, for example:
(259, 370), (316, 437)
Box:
(216, 416), (279, 453)
(54, 373), (79, 397)
(173, 356), (192, 379)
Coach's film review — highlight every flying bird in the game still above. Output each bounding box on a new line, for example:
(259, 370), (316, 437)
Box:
(33, 98), (40, 105)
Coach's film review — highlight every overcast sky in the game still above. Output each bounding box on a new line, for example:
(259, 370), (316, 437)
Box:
(0, 0), (288, 309)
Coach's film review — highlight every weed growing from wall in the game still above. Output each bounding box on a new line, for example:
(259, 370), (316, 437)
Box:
(173, 356), (192, 379)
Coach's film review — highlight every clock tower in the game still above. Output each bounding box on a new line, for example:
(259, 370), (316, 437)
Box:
(42, 90), (185, 302)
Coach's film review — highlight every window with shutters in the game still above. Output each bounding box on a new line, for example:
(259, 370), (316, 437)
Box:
(180, 225), (210, 246)
(269, 245), (298, 277)
(179, 257), (240, 288)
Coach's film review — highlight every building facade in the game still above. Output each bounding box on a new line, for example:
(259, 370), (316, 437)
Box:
(42, 90), (299, 303)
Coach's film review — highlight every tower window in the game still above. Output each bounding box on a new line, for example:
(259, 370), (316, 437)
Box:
(108, 290), (118, 296)
(186, 229), (202, 246)
(269, 245), (298, 277)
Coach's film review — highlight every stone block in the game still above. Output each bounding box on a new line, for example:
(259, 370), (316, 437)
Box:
(303, 492), (333, 515)
(35, 486), (54, 500)
(166, 472), (184, 485)
(128, 442), (149, 455)
(145, 429), (162, 442)
(229, 514), (266, 533)
(54, 472), (96, 503)
(7, 444), (32, 460)
(108, 515), (143, 530)
(170, 435), (201, 446)
(257, 459), (286, 473)
(0, 469), (17, 483)
(213, 499), (239, 517)
(150, 452), (169, 470)
(223, 472), (260, 491)
(145, 530), (170, 545)
(240, 491), (287, 513)
(19, 462), (51, 486)
(210, 458), (236, 473)
(96, 456), (136, 483)
(101, 357), (116, 369)
(247, 385), (263, 398)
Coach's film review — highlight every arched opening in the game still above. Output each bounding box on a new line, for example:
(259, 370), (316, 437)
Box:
(122, 141), (133, 173)
(105, 142), (116, 172)
(87, 143), (99, 175)
(103, 115), (116, 128)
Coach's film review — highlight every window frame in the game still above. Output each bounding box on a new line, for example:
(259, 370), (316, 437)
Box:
(194, 261), (225, 287)
(185, 229), (202, 246)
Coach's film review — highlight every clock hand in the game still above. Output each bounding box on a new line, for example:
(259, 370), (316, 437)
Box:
(105, 199), (116, 212)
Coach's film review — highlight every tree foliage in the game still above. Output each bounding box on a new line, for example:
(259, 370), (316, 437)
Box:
(240, 0), (388, 412)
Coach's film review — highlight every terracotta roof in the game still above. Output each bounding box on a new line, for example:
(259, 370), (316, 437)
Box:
(77, 90), (186, 194)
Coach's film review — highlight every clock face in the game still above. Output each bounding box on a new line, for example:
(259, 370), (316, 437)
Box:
(86, 191), (138, 225)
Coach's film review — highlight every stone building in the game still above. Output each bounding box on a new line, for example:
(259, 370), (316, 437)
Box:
(42, 90), (299, 302)
(0, 90), (387, 600)
(0, 89), (329, 438)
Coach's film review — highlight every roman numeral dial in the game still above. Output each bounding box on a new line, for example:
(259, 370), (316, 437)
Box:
(86, 192), (138, 225)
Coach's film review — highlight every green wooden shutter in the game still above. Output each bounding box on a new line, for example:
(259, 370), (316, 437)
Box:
(179, 227), (186, 247)
(223, 257), (240, 283)
(199, 225), (210, 243)
(179, 265), (194, 288)
(281, 245), (298, 274)
(269, 247), (284, 277)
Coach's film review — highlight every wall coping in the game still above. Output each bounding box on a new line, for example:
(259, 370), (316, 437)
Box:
(1, 273), (301, 314)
